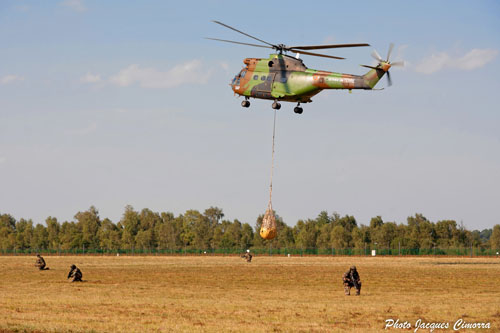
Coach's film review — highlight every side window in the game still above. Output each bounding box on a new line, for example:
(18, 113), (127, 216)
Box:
(280, 77), (287, 83)
(253, 75), (258, 80)
(261, 76), (266, 81)
(236, 78), (241, 85)
(240, 70), (246, 78)
(267, 76), (272, 81)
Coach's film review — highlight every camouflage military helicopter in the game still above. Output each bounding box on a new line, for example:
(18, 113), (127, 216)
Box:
(207, 21), (403, 114)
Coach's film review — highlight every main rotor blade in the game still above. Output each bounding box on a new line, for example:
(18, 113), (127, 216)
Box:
(386, 43), (394, 62)
(205, 37), (273, 49)
(289, 49), (345, 60)
(212, 20), (275, 48)
(386, 71), (392, 87)
(287, 43), (370, 50)
(371, 49), (383, 62)
(390, 61), (405, 67)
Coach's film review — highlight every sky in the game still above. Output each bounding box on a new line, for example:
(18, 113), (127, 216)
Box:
(1, 0), (499, 230)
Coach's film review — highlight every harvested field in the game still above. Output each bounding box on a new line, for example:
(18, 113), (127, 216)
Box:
(1, 256), (499, 332)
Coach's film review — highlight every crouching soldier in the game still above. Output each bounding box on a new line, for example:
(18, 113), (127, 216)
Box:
(241, 249), (253, 263)
(342, 266), (361, 295)
(67, 264), (83, 282)
(35, 254), (49, 270)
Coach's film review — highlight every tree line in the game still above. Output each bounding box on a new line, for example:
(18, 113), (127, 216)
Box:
(1, 206), (499, 251)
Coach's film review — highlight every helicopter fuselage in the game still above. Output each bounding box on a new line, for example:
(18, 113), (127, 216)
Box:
(231, 54), (387, 103)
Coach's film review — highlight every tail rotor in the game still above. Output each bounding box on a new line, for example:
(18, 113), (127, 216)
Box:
(363, 43), (404, 87)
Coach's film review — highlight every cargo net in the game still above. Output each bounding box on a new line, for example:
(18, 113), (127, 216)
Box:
(260, 203), (277, 240)
(260, 109), (278, 240)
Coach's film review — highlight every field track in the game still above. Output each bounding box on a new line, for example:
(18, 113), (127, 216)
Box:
(1, 256), (499, 332)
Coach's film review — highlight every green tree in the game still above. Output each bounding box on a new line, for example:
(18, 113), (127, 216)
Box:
(98, 218), (122, 250)
(31, 223), (48, 250)
(120, 205), (140, 249)
(226, 220), (243, 249)
(490, 225), (500, 249)
(46, 217), (60, 250)
(75, 206), (101, 249)
(59, 221), (82, 250)
(316, 223), (332, 249)
(294, 219), (318, 249)
(136, 208), (161, 249)
(370, 216), (384, 229)
(0, 214), (16, 250)
(204, 207), (224, 227)
(184, 210), (211, 249)
(330, 225), (350, 249)
(435, 220), (457, 248)
(240, 223), (254, 249)
(155, 212), (182, 250)
(15, 219), (34, 250)
(352, 225), (370, 249)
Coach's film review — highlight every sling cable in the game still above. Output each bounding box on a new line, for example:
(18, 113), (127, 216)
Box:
(260, 109), (278, 240)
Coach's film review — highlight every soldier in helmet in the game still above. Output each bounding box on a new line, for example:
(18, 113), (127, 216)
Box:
(67, 264), (83, 282)
(34, 254), (49, 270)
(241, 249), (253, 263)
(342, 265), (361, 295)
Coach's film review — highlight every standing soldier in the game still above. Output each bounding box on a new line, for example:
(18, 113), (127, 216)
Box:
(67, 264), (83, 282)
(34, 254), (49, 270)
(342, 266), (361, 295)
(241, 249), (253, 263)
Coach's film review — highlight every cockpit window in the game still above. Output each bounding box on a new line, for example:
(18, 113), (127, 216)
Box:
(240, 70), (246, 78)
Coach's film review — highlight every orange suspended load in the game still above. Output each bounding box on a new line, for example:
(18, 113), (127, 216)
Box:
(260, 205), (277, 240)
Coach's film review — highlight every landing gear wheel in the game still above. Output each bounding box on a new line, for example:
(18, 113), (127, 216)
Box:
(272, 101), (281, 110)
(241, 100), (250, 108)
(294, 107), (303, 114)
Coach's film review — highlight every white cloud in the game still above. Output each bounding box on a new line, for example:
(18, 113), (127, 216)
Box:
(80, 73), (101, 83)
(1, 75), (24, 85)
(109, 60), (211, 89)
(61, 0), (86, 12)
(454, 49), (498, 70)
(415, 48), (498, 74)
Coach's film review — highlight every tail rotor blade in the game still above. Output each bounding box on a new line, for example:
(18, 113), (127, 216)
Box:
(391, 61), (405, 67)
(386, 43), (394, 62)
(386, 71), (392, 87)
(371, 49), (383, 62)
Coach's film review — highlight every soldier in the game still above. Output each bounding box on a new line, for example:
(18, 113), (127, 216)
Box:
(342, 265), (361, 296)
(67, 264), (83, 282)
(241, 249), (253, 263)
(34, 254), (49, 270)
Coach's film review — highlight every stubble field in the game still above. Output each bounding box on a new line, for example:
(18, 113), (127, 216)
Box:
(1, 255), (499, 332)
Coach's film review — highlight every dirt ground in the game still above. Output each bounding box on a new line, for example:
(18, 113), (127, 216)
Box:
(1, 255), (499, 332)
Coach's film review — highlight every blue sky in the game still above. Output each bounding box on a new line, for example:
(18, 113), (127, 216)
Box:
(1, 0), (499, 230)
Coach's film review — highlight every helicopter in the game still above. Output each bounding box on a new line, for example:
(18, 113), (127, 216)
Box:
(207, 21), (403, 114)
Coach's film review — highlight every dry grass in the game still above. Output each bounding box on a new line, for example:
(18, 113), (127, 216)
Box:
(0, 255), (499, 332)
